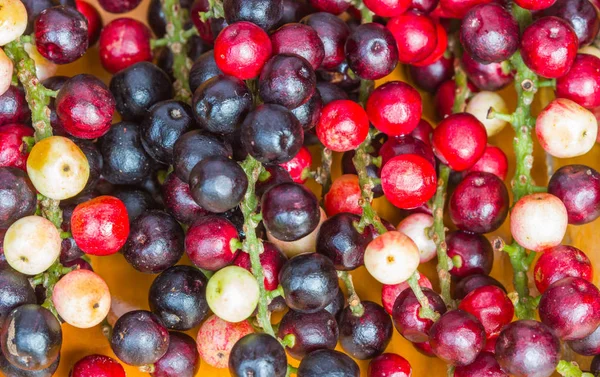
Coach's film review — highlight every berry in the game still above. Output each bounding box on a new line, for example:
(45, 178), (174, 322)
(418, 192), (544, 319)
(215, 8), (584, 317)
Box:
(297, 349), (360, 377)
(0, 266), (36, 327)
(189, 51), (223, 93)
(271, 23), (325, 70)
(366, 81), (422, 137)
(568, 323), (600, 356)
(207, 266), (259, 323)
(75, 0), (103, 45)
(99, 0), (142, 13)
(364, 230), (420, 285)
(291, 90), (323, 131)
(280, 146), (312, 184)
(429, 310), (486, 366)
(438, 0), (493, 18)
(408, 55), (454, 93)
(324, 175), (362, 216)
(173, 130), (232, 183)
(432, 113), (487, 171)
(234, 242), (287, 291)
(69, 354), (125, 377)
(381, 154), (437, 209)
(196, 315), (254, 368)
(446, 230), (493, 278)
(387, 12), (437, 64)
(397, 213), (437, 263)
(153, 332), (199, 377)
(317, 99), (369, 152)
(0, 50), (12, 97)
(316, 212), (371, 270)
(223, 0), (283, 31)
(363, 0), (411, 17)
(186, 216), (240, 271)
(459, 285), (514, 337)
(382, 272), (432, 314)
(162, 173), (209, 224)
(368, 353), (412, 377)
(379, 135), (436, 169)
(300, 12), (350, 69)
(308, 0), (350, 14)
(345, 23), (398, 80)
(0, 86), (30, 126)
(259, 54), (316, 109)
(534, 245), (593, 294)
(0, 167), (37, 229)
(536, 0), (600, 47)
(267, 207), (326, 259)
(556, 54), (600, 109)
(454, 352), (507, 377)
(514, 0), (556, 10)
(34, 6), (88, 64)
(466, 91), (510, 137)
(229, 333), (287, 377)
(465, 145), (509, 181)
(99, 18), (152, 74)
(339, 301), (393, 360)
(0, 0), (27, 46)
(461, 51), (514, 92)
(548, 164), (600, 225)
(277, 309), (339, 359)
(454, 274), (506, 300)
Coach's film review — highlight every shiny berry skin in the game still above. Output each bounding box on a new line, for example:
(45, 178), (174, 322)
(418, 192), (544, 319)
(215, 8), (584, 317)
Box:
(446, 230), (493, 278)
(449, 171), (509, 234)
(110, 310), (169, 366)
(153, 331), (199, 377)
(69, 354), (125, 377)
(267, 207), (326, 259)
(214, 21), (272, 80)
(514, 0), (556, 10)
(256, 165), (293, 198)
(234, 242), (287, 291)
(382, 272), (432, 315)
(398, 213), (437, 263)
(279, 253), (339, 313)
(409, 0), (438, 13)
(387, 12), (437, 64)
(0, 0), (27, 46)
(379, 135), (436, 169)
(393, 287), (446, 344)
(149, 265), (209, 331)
(300, 12), (350, 70)
(568, 322), (600, 356)
(548, 164), (600, 225)
(409, 55), (454, 93)
(466, 145), (508, 181)
(0, 86), (30, 126)
(364, 0), (411, 17)
(521, 17), (579, 78)
(229, 333), (287, 377)
(173, 130), (232, 183)
(317, 99), (369, 152)
(0, 167), (36, 229)
(223, 0), (283, 31)
(56, 74), (115, 139)
(459, 285), (514, 337)
(241, 104), (304, 164)
(434, 80), (459, 119)
(536, 98), (597, 158)
(0, 124), (32, 170)
(345, 23), (398, 80)
(366, 81), (421, 137)
(317, 213), (370, 270)
(100, 122), (152, 185)
(207, 267), (259, 322)
(99, 0), (142, 13)
(0, 304), (62, 371)
(162, 173), (209, 224)
(297, 349), (360, 377)
(34, 6), (88, 64)
(454, 274), (506, 300)
(76, 0), (102, 45)
(556, 54), (600, 109)
(381, 154), (437, 210)
(460, 3), (519, 64)
(534, 245), (593, 294)
(324, 175), (362, 216)
(454, 352), (507, 377)
(270, 23), (325, 70)
(510, 193), (568, 252)
(0, 266), (36, 327)
(280, 146), (312, 184)
(364, 231), (420, 285)
(432, 113), (487, 171)
(189, 51), (223, 93)
(71, 196), (129, 256)
(291, 90), (323, 132)
(368, 353), (412, 377)
(539, 277), (600, 341)
(438, 0), (494, 18)
(429, 310), (486, 366)
(536, 0), (600, 47)
(27, 136), (90, 200)
(259, 54), (316, 109)
(461, 51), (514, 92)
(495, 320), (560, 377)
(338, 301), (392, 360)
(309, 0), (350, 14)
(196, 315), (254, 368)
(411, 22), (448, 67)
(185, 216), (240, 271)
(99, 18), (152, 74)
(277, 309), (339, 360)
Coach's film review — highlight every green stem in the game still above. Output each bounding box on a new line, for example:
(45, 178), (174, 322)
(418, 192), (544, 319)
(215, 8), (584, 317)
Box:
(287, 365), (298, 377)
(240, 156), (275, 336)
(407, 273), (440, 321)
(35, 261), (74, 318)
(556, 361), (595, 377)
(199, 0), (224, 22)
(452, 64), (470, 114)
(315, 147), (333, 197)
(337, 271), (365, 317)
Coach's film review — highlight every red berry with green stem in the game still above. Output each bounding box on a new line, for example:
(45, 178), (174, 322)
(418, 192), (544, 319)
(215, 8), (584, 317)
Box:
(233, 242), (287, 291)
(458, 285), (514, 337)
(465, 145), (508, 181)
(185, 216), (241, 271)
(368, 353), (412, 377)
(0, 124), (33, 170)
(454, 352), (507, 377)
(446, 230), (493, 278)
(534, 245), (593, 294)
(324, 174), (362, 216)
(214, 21), (272, 80)
(99, 18), (152, 74)
(432, 113), (487, 171)
(379, 135), (436, 169)
(280, 146), (312, 184)
(270, 23), (325, 70)
(316, 99), (369, 152)
(69, 354), (126, 377)
(535, 0), (600, 47)
(548, 164), (600, 225)
(75, 0), (103, 45)
(556, 54), (600, 109)
(429, 310), (486, 366)
(392, 287), (446, 342)
(387, 11), (437, 64)
(382, 272), (432, 314)
(381, 154), (437, 209)
(366, 81), (422, 137)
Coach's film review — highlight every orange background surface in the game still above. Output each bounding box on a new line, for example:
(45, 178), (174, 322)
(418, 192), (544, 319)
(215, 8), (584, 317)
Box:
(6, 1), (599, 376)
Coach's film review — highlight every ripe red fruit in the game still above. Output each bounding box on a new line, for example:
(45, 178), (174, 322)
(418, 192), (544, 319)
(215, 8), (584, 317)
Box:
(461, 51), (515, 92)
(316, 100), (369, 152)
(185, 216), (241, 271)
(71, 196), (130, 256)
(387, 12), (437, 64)
(446, 230), (494, 278)
(454, 352), (507, 377)
(34, 6), (89, 65)
(0, 124), (33, 170)
(429, 310), (486, 366)
(233, 242), (287, 291)
(410, 119), (433, 146)
(279, 146), (312, 184)
(381, 154), (437, 209)
(521, 16), (579, 78)
(324, 174), (362, 216)
(438, 0), (494, 18)
(214, 21), (272, 80)
(514, 0), (556, 10)
(271, 23), (325, 71)
(364, 0), (411, 17)
(98, 0), (142, 13)
(379, 135), (436, 170)
(69, 354), (125, 377)
(411, 22), (448, 67)
(556, 54), (600, 109)
(309, 0), (351, 14)
(392, 287), (447, 343)
(459, 286), (514, 337)
(366, 81), (422, 137)
(368, 353), (412, 377)
(465, 145), (508, 181)
(431, 113), (487, 171)
(534, 245), (593, 294)
(99, 18), (152, 74)
(75, 0), (103, 46)
(381, 272), (432, 314)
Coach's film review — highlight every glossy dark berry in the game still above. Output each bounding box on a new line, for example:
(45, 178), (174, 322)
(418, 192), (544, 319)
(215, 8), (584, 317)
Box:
(429, 310), (486, 366)
(255, 165), (293, 198)
(109, 62), (173, 122)
(495, 320), (560, 377)
(0, 86), (30, 126)
(100, 122), (153, 185)
(316, 213), (371, 271)
(271, 23), (325, 70)
(229, 333), (287, 377)
(300, 12), (350, 70)
(548, 164), (600, 225)
(317, 82), (349, 104)
(298, 349), (359, 377)
(279, 253), (339, 313)
(461, 51), (514, 92)
(0, 266), (36, 327)
(259, 54), (316, 109)
(153, 332), (199, 377)
(162, 173), (209, 224)
(185, 215), (240, 271)
(454, 274), (506, 300)
(141, 100), (196, 164)
(408, 55), (454, 93)
(223, 0), (283, 31)
(34, 6), (88, 64)
(98, 0), (142, 13)
(277, 309), (339, 360)
(291, 91), (323, 131)
(0, 167), (37, 229)
(446, 230), (494, 278)
(149, 265), (209, 331)
(324, 287), (345, 319)
(262, 182), (320, 241)
(568, 322), (600, 356)
(189, 155), (248, 213)
(189, 51), (223, 94)
(0, 351), (59, 377)
(368, 353), (412, 377)
(345, 23), (398, 80)
(110, 310), (170, 366)
(0, 304), (62, 371)
(536, 0), (600, 47)
(339, 301), (393, 360)
(172, 129), (232, 183)
(392, 287), (446, 343)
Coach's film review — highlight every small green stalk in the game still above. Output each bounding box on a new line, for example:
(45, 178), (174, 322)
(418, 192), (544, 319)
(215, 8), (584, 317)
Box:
(30, 261), (74, 317)
(407, 273), (440, 321)
(556, 361), (595, 377)
(337, 271), (364, 317)
(315, 147), (333, 197)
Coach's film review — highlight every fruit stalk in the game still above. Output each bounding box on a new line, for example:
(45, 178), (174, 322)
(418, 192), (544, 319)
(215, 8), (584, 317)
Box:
(30, 260), (73, 318)
(239, 155), (275, 336)
(556, 360), (595, 377)
(316, 147), (333, 197)
(337, 271), (365, 317)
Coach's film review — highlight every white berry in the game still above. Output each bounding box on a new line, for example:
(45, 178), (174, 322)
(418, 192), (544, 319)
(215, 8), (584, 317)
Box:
(0, 48), (13, 96)
(0, 0), (27, 46)
(397, 213), (437, 263)
(206, 266), (259, 323)
(364, 230), (420, 285)
(466, 91), (509, 137)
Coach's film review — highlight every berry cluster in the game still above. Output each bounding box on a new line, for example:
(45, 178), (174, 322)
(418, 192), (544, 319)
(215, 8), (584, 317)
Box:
(0, 0), (599, 376)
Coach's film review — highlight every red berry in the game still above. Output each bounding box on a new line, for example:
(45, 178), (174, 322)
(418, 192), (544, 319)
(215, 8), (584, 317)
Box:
(434, 80), (479, 119)
(364, 0), (411, 17)
(556, 53), (600, 109)
(461, 51), (515, 92)
(534, 245), (593, 294)
(309, 0), (351, 14)
(379, 135), (436, 171)
(521, 16), (579, 78)
(411, 22), (448, 67)
(99, 18), (152, 74)
(381, 154), (437, 209)
(387, 12), (437, 64)
(69, 354), (125, 377)
(75, 0), (103, 46)
(280, 146), (312, 184)
(410, 119), (433, 146)
(0, 86), (30, 127)
(446, 230), (493, 278)
(392, 287), (447, 343)
(459, 285), (514, 337)
(214, 21), (272, 80)
(271, 23), (325, 71)
(368, 353), (412, 377)
(465, 145), (508, 181)
(34, 6), (89, 65)
(233, 242), (287, 291)
(185, 216), (241, 271)
(324, 174), (363, 216)
(0, 124), (33, 170)
(514, 0), (556, 10)
(381, 272), (432, 314)
(316, 99), (369, 152)
(366, 81), (422, 137)
(438, 0), (493, 19)
(71, 196), (130, 256)
(454, 352), (507, 377)
(98, 0), (142, 13)
(431, 113), (487, 171)
(429, 310), (486, 366)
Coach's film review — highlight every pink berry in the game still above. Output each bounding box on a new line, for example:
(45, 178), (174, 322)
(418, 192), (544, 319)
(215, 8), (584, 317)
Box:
(196, 315), (254, 368)
(366, 81), (422, 137)
(324, 174), (362, 216)
(431, 113), (488, 171)
(316, 100), (369, 152)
